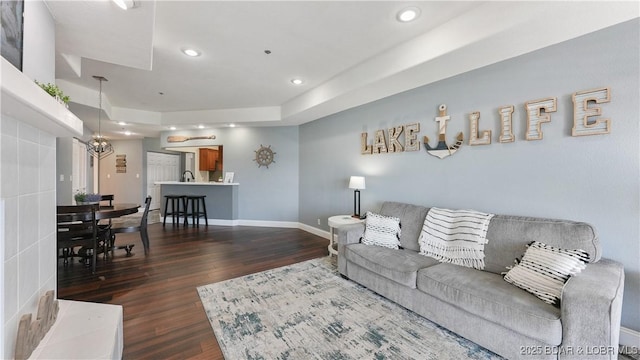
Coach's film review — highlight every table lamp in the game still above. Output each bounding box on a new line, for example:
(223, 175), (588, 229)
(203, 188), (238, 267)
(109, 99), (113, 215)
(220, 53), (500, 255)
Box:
(349, 176), (366, 218)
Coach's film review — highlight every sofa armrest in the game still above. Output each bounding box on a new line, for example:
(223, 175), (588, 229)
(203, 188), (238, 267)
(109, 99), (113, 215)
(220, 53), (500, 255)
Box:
(337, 223), (365, 246)
(337, 223), (364, 276)
(560, 258), (624, 360)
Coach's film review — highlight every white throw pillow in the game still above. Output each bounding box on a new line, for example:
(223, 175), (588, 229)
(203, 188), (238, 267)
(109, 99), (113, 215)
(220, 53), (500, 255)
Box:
(503, 241), (589, 306)
(361, 211), (401, 249)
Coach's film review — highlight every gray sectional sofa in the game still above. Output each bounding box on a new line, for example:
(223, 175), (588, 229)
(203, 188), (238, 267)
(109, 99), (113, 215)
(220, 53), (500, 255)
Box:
(337, 201), (624, 360)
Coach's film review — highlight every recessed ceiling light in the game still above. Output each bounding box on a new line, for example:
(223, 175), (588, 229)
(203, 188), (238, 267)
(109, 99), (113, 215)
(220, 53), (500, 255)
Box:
(198, 125), (205, 129)
(229, 123), (236, 128)
(182, 48), (201, 57)
(291, 78), (303, 85)
(397, 7), (420, 22)
(124, 131), (132, 136)
(118, 121), (126, 125)
(112, 0), (136, 10)
(169, 126), (176, 130)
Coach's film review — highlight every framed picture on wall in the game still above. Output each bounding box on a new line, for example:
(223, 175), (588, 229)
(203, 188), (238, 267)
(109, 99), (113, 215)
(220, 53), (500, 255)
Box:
(224, 172), (234, 183)
(1, 0), (24, 71)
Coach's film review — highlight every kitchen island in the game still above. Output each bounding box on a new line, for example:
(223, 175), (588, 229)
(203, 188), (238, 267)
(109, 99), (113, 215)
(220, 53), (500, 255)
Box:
(155, 181), (239, 223)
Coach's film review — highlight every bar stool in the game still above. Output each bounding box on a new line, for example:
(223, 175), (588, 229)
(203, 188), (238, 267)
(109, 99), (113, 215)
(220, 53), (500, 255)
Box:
(163, 195), (186, 227)
(184, 195), (208, 227)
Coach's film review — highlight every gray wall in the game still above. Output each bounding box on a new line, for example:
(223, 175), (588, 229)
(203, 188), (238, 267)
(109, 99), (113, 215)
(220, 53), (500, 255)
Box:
(299, 20), (639, 331)
(55, 137), (73, 205)
(99, 139), (144, 205)
(162, 126), (300, 222)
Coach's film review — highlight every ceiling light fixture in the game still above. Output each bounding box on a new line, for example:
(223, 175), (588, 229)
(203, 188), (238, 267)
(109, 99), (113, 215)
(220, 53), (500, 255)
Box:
(86, 76), (114, 160)
(112, 0), (137, 10)
(124, 131), (132, 136)
(229, 123), (236, 128)
(169, 126), (176, 130)
(198, 125), (205, 129)
(397, 7), (420, 22)
(118, 121), (126, 125)
(182, 48), (201, 57)
(291, 78), (303, 85)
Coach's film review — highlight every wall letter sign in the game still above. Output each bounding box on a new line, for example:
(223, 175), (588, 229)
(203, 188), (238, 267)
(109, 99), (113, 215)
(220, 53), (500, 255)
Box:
(525, 97), (557, 140)
(572, 87), (611, 136)
(373, 130), (388, 154)
(405, 123), (420, 151)
(423, 104), (464, 159)
(361, 133), (372, 155)
(358, 86), (610, 159)
(469, 111), (491, 146)
(498, 105), (515, 143)
(388, 126), (404, 152)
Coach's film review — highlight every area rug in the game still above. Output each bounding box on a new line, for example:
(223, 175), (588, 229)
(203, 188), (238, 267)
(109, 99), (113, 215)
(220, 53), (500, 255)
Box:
(197, 257), (502, 359)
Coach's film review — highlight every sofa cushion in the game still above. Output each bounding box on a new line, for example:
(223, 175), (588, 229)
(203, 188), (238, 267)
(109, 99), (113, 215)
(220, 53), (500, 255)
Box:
(483, 215), (600, 275)
(504, 241), (589, 306)
(379, 202), (429, 252)
(345, 244), (439, 288)
(361, 211), (401, 249)
(416, 263), (562, 345)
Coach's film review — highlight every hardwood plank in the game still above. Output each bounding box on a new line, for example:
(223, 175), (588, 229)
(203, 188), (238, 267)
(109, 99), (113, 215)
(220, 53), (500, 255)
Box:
(57, 223), (329, 359)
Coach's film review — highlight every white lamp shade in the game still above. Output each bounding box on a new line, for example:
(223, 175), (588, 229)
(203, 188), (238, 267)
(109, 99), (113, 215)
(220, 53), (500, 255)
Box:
(349, 176), (366, 190)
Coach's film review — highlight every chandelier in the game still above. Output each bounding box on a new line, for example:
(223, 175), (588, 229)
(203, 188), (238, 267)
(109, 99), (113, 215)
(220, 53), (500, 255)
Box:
(86, 75), (114, 159)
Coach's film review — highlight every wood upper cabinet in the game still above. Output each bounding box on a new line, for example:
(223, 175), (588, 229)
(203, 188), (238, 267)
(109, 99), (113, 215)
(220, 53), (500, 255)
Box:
(198, 147), (223, 171)
(215, 147), (223, 171)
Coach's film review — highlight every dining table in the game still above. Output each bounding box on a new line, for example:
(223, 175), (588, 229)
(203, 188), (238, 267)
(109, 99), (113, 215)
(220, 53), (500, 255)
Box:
(57, 202), (142, 271)
(96, 203), (140, 220)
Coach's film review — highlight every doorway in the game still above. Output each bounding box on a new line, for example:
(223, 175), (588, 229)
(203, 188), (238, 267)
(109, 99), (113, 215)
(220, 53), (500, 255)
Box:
(146, 152), (180, 210)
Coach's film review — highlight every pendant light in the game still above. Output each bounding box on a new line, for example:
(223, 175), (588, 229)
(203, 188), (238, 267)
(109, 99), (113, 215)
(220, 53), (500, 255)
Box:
(86, 75), (114, 159)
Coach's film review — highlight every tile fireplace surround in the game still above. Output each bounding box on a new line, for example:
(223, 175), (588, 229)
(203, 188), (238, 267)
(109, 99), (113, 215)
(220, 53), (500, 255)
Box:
(1, 57), (83, 358)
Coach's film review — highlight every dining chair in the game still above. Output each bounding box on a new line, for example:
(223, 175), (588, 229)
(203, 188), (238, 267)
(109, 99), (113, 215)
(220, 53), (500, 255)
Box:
(100, 194), (114, 206)
(110, 196), (152, 255)
(57, 204), (100, 273)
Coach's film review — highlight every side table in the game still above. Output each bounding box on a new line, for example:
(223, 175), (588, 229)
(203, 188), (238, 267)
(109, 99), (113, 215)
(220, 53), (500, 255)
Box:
(327, 215), (364, 256)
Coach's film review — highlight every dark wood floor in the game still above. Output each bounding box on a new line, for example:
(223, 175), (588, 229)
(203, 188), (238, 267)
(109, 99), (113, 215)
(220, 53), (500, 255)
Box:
(57, 222), (329, 359)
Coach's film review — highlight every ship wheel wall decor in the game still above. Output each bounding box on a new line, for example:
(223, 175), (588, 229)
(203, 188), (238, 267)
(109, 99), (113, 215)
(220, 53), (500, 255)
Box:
(254, 144), (276, 168)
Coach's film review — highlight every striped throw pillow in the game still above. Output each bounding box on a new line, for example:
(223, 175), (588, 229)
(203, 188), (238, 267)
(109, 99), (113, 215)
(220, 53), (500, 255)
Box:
(361, 212), (401, 249)
(503, 241), (590, 306)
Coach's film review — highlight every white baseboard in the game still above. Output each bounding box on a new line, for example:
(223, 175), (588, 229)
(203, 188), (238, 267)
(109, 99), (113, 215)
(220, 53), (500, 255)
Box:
(160, 217), (315, 230)
(237, 219), (299, 228)
(159, 217), (238, 226)
(621, 326), (640, 348)
(206, 219), (239, 226)
(298, 223), (330, 240)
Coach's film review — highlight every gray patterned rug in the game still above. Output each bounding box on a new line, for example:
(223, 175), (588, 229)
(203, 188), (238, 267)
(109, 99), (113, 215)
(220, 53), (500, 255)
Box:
(197, 257), (502, 360)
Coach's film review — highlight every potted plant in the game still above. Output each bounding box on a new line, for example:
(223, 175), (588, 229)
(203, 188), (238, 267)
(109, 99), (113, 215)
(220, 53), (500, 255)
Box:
(34, 80), (70, 107)
(74, 192), (101, 205)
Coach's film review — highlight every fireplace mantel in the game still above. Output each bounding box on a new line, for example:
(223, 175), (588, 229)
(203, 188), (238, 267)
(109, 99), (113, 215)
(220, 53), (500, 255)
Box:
(1, 58), (83, 137)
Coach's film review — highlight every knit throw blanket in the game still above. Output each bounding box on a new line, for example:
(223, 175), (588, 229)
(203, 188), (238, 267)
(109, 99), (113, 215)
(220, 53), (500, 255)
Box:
(418, 207), (494, 270)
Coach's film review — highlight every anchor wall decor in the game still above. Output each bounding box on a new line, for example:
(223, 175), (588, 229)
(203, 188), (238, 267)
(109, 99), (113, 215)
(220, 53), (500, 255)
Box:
(423, 104), (464, 159)
(359, 86), (611, 160)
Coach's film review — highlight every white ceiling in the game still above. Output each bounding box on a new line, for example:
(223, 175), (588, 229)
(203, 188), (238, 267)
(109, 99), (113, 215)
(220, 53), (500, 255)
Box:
(45, 1), (638, 140)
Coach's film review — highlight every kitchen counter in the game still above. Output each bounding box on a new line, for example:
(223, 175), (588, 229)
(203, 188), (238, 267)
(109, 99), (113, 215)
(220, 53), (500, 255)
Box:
(156, 181), (239, 222)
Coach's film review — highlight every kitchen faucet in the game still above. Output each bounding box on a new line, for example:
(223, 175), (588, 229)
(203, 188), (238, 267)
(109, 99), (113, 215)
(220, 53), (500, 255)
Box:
(182, 170), (195, 182)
